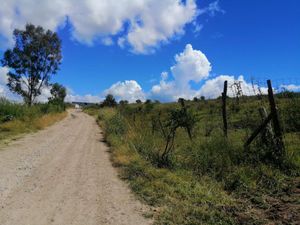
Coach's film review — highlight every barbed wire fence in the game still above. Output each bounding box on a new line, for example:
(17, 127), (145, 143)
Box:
(195, 77), (300, 162)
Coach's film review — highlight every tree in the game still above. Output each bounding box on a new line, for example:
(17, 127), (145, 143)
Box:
(178, 98), (185, 104)
(48, 83), (66, 104)
(1, 24), (62, 106)
(136, 99), (142, 104)
(101, 94), (117, 107)
(119, 100), (129, 105)
(145, 99), (152, 104)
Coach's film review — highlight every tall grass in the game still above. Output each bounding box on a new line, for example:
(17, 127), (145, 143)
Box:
(0, 97), (67, 142)
(85, 96), (300, 224)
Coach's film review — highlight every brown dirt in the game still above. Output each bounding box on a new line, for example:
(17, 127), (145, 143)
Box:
(0, 109), (152, 225)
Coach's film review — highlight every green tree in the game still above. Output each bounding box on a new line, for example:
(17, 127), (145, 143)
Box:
(145, 99), (152, 104)
(101, 94), (117, 107)
(1, 24), (62, 106)
(193, 97), (199, 102)
(119, 100), (129, 105)
(48, 83), (66, 104)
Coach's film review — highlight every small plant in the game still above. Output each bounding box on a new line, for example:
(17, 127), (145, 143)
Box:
(105, 113), (127, 136)
(156, 101), (198, 167)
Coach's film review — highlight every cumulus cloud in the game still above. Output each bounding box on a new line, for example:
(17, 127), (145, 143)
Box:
(150, 44), (211, 101)
(280, 84), (300, 92)
(1, 65), (105, 103)
(0, 67), (22, 101)
(61, 87), (101, 103)
(147, 44), (279, 101)
(65, 94), (102, 103)
(197, 75), (268, 99)
(1, 66), (103, 103)
(172, 44), (211, 84)
(0, 67), (53, 102)
(0, 67), (9, 97)
(0, 0), (198, 54)
(104, 80), (145, 103)
(0, 67), (8, 85)
(35, 85), (53, 103)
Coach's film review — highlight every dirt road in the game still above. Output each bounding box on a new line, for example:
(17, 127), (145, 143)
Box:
(0, 110), (151, 225)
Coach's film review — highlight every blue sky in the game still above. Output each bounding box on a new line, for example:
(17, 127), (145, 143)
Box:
(0, 0), (300, 102)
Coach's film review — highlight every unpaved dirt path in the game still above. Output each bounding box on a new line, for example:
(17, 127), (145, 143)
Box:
(0, 109), (151, 225)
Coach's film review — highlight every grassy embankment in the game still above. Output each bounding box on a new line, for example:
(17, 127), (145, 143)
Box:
(0, 98), (67, 144)
(85, 95), (300, 225)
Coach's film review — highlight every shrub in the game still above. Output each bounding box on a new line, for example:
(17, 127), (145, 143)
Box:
(105, 113), (127, 136)
(183, 135), (241, 179)
(0, 98), (65, 125)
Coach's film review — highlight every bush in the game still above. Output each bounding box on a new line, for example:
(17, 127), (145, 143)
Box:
(0, 98), (65, 124)
(105, 113), (127, 136)
(91, 98), (300, 225)
(281, 98), (300, 132)
(183, 135), (241, 179)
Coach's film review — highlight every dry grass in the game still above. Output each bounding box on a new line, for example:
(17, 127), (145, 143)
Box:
(33, 111), (67, 129)
(86, 104), (300, 225)
(0, 111), (67, 144)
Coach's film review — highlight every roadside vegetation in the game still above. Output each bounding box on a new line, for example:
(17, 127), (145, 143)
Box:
(0, 97), (67, 143)
(0, 24), (68, 144)
(85, 93), (300, 225)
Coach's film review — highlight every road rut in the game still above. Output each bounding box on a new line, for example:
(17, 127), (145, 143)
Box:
(0, 109), (151, 225)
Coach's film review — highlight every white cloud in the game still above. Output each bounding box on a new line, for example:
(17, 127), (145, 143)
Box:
(124, 0), (197, 53)
(0, 67), (53, 103)
(192, 22), (203, 35)
(151, 74), (178, 102)
(0, 67), (9, 98)
(150, 44), (211, 101)
(280, 84), (300, 92)
(172, 44), (211, 84)
(104, 80), (145, 103)
(0, 67), (8, 85)
(63, 87), (102, 103)
(199, 0), (225, 17)
(0, 66), (102, 103)
(0, 0), (198, 54)
(65, 94), (102, 103)
(197, 75), (268, 99)
(35, 85), (52, 103)
(148, 44), (277, 102)
(0, 67), (22, 101)
(102, 37), (114, 46)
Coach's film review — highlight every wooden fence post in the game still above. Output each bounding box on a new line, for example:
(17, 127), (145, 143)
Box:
(222, 81), (228, 137)
(259, 107), (274, 143)
(267, 80), (285, 162)
(244, 113), (273, 148)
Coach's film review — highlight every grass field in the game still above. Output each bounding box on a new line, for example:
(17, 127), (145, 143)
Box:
(0, 98), (67, 144)
(85, 94), (300, 225)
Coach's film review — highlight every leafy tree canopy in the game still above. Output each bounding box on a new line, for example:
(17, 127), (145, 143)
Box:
(101, 94), (117, 107)
(1, 24), (62, 105)
(48, 83), (66, 104)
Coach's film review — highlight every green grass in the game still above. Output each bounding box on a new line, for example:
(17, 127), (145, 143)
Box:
(0, 97), (67, 143)
(84, 96), (300, 225)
